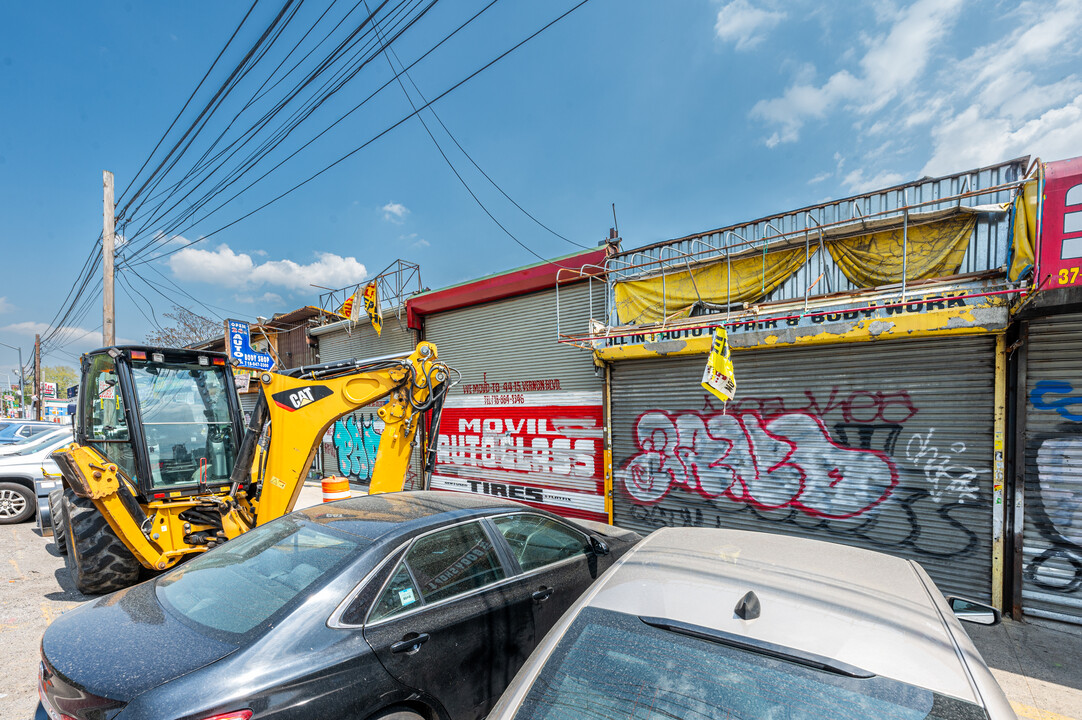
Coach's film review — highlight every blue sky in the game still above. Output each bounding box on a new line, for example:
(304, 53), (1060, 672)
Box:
(1, 0), (1081, 374)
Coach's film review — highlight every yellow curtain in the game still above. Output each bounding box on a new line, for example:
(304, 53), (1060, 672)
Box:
(826, 214), (975, 287)
(1008, 179), (1038, 282)
(613, 246), (813, 325)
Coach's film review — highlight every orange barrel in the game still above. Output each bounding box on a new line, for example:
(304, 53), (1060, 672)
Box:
(321, 476), (351, 503)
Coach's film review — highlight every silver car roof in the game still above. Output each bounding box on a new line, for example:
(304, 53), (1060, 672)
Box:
(584, 527), (982, 705)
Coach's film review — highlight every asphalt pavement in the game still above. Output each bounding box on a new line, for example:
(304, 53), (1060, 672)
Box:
(1, 481), (1080, 720)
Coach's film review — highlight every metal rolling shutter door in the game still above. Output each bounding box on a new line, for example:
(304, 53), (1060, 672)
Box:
(312, 316), (423, 489)
(423, 284), (600, 395)
(611, 335), (997, 601)
(1022, 312), (1082, 624)
(424, 284), (607, 521)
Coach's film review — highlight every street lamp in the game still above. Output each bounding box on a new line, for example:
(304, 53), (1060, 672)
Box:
(0, 341), (25, 419)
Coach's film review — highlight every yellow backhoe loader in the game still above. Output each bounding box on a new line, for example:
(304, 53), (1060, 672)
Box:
(51, 342), (448, 595)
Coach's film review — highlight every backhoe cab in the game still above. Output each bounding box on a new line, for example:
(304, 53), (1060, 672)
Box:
(52, 342), (448, 595)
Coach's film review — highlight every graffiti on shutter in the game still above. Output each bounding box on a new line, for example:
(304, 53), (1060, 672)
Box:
(1024, 378), (1082, 600)
(617, 385), (987, 560)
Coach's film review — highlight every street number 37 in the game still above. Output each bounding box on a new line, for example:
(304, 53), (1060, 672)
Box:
(1059, 266), (1081, 284)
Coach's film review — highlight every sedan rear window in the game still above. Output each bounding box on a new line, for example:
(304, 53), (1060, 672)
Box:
(512, 607), (988, 720)
(157, 516), (364, 636)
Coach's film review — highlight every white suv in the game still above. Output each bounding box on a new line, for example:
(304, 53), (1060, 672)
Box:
(0, 430), (73, 524)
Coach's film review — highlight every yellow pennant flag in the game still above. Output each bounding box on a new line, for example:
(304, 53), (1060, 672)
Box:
(338, 292), (356, 318)
(701, 326), (736, 402)
(362, 281), (383, 336)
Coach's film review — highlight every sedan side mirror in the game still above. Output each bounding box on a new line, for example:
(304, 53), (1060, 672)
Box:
(947, 596), (1001, 626)
(590, 536), (610, 556)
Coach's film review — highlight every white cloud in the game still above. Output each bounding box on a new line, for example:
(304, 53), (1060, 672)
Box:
(715, 0), (785, 51)
(400, 233), (430, 249)
(382, 202), (410, 223)
(235, 291), (285, 306)
(921, 97), (1082, 177)
(3, 321), (48, 336)
(751, 0), (964, 145)
(842, 168), (906, 193)
(807, 171), (833, 184)
(2, 321), (134, 354)
(917, 0), (1082, 176)
(0, 297), (12, 314)
(168, 244), (368, 293)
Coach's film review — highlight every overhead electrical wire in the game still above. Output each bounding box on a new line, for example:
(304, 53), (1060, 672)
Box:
(118, 0), (436, 261)
(41, 0), (595, 352)
(125, 0), (594, 268)
(372, 6), (589, 252)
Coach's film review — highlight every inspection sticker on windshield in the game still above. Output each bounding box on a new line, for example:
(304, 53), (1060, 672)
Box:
(399, 588), (416, 606)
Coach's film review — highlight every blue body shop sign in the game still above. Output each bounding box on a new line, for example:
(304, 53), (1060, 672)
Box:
(227, 320), (275, 371)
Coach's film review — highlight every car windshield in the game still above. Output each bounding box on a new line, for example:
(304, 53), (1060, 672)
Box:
(0, 424), (29, 441)
(156, 515), (365, 638)
(2, 429), (69, 454)
(511, 608), (988, 720)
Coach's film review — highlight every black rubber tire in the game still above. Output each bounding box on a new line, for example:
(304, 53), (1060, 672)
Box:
(0, 481), (35, 524)
(50, 489), (68, 554)
(62, 492), (141, 595)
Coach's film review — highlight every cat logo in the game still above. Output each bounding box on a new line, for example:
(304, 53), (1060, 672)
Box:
(271, 385), (334, 412)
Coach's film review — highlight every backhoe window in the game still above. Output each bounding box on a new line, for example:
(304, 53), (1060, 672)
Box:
(82, 354), (139, 482)
(131, 360), (237, 489)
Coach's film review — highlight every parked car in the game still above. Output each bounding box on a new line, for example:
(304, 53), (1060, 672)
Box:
(36, 491), (640, 720)
(0, 420), (58, 445)
(488, 527), (1015, 720)
(0, 429), (72, 524)
(0, 426), (71, 456)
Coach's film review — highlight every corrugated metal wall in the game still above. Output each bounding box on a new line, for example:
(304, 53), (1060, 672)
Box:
(311, 312), (422, 490)
(423, 284), (607, 521)
(610, 335), (997, 601)
(1022, 312), (1082, 624)
(425, 284), (601, 397)
(276, 326), (312, 368)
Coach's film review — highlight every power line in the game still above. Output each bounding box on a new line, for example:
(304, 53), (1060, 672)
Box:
(125, 0), (595, 269)
(380, 26), (588, 250)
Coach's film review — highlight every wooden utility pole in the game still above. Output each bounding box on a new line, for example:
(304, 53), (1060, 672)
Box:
(33, 334), (41, 421)
(103, 170), (116, 346)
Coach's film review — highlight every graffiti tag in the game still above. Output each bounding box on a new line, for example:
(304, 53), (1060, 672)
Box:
(1030, 380), (1082, 421)
(905, 429), (984, 504)
(619, 409), (898, 519)
(333, 414), (382, 481)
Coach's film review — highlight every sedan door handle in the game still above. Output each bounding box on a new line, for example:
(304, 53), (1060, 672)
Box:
(390, 633), (430, 655)
(532, 587), (554, 602)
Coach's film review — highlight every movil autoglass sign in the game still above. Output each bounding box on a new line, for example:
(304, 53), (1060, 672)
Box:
(1040, 156), (1082, 289)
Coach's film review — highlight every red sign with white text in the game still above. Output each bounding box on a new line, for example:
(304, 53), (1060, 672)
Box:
(1040, 156), (1082, 288)
(432, 392), (606, 522)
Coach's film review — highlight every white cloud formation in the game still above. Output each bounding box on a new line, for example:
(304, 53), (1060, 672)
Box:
(752, 0), (1082, 192)
(919, 0), (1082, 176)
(751, 0), (964, 146)
(168, 244), (368, 293)
(715, 0), (786, 51)
(382, 202), (410, 223)
(235, 291), (285, 306)
(2, 321), (134, 355)
(842, 168), (906, 193)
(0, 297), (12, 313)
(400, 233), (430, 249)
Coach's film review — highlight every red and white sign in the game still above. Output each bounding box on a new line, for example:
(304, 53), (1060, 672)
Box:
(1040, 156), (1082, 289)
(431, 391), (606, 522)
(40, 381), (57, 399)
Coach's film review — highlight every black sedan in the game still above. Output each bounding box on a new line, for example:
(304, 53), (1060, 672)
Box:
(36, 491), (640, 720)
